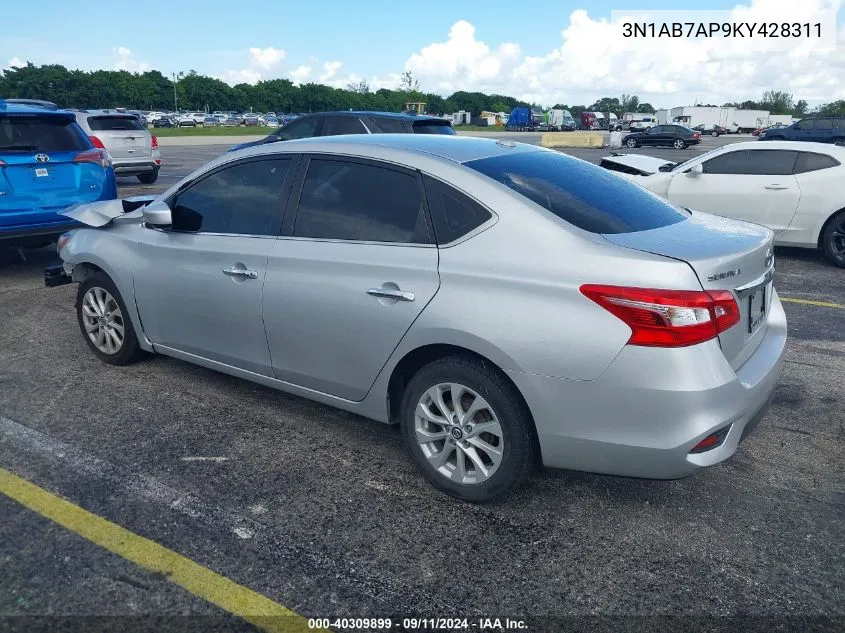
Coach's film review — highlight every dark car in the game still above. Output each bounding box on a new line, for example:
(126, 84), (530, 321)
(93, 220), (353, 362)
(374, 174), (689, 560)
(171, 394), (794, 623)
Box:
(622, 124), (701, 149)
(692, 124), (729, 137)
(153, 117), (175, 128)
(228, 111), (456, 152)
(2, 98), (60, 110)
(758, 117), (845, 144)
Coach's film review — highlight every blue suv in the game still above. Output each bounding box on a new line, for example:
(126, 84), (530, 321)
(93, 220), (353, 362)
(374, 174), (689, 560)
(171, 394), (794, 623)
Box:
(759, 116), (845, 144)
(0, 99), (117, 243)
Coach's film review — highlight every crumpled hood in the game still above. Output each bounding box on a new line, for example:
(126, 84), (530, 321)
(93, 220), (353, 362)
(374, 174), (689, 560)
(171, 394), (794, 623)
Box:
(61, 196), (155, 227)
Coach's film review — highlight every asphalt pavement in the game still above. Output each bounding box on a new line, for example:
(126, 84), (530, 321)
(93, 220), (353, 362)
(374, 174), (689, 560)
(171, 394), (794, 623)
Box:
(0, 133), (843, 632)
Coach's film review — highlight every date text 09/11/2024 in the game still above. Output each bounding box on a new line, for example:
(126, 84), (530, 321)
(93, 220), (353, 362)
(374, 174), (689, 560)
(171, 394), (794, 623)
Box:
(307, 617), (528, 631)
(622, 21), (823, 38)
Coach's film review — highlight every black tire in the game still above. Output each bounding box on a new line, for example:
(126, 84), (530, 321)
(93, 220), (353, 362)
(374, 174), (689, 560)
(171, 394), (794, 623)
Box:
(76, 273), (143, 366)
(626, 138), (639, 148)
(137, 169), (159, 184)
(821, 210), (845, 268)
(400, 355), (537, 503)
(711, 130), (719, 137)
(673, 139), (687, 149)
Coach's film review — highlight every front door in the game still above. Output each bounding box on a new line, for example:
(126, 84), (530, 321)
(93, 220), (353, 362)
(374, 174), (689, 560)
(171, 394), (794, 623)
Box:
(263, 156), (440, 401)
(134, 155), (297, 375)
(667, 148), (801, 232)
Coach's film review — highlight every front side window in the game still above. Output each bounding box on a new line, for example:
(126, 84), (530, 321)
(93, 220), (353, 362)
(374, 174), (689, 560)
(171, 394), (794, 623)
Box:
(169, 158), (291, 235)
(293, 159), (430, 243)
(703, 150), (797, 175)
(797, 119), (814, 130)
(647, 126), (663, 134)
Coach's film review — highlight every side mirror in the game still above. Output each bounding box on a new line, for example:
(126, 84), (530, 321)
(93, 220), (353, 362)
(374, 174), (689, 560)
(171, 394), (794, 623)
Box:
(685, 164), (703, 177)
(142, 199), (172, 226)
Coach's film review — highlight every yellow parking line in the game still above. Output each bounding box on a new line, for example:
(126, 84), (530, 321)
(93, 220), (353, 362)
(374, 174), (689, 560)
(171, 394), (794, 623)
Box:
(780, 297), (845, 309)
(0, 467), (317, 633)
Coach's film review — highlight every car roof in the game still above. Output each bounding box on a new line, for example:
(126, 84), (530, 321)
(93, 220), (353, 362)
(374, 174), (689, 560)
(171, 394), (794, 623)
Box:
(70, 109), (138, 117)
(0, 100), (71, 117)
(297, 110), (446, 122)
(231, 133), (540, 165)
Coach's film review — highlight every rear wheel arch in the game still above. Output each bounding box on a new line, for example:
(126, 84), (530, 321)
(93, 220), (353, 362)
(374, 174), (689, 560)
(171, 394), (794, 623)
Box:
(817, 206), (845, 249)
(386, 344), (535, 436)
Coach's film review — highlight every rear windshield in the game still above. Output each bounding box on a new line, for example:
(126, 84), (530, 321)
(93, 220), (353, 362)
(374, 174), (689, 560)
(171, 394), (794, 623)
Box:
(465, 150), (687, 234)
(0, 115), (89, 152)
(412, 120), (456, 135)
(87, 116), (145, 131)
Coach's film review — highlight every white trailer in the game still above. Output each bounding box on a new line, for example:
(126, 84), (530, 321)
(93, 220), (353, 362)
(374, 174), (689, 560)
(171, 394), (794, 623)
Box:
(669, 107), (724, 129)
(768, 114), (793, 127)
(726, 109), (770, 133)
(547, 109), (565, 129)
(656, 109), (669, 125)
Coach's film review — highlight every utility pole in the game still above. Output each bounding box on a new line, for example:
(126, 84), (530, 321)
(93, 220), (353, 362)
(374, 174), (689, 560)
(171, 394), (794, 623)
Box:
(172, 72), (183, 112)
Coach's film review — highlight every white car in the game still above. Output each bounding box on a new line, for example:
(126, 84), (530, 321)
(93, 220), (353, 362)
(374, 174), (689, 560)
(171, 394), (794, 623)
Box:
(599, 141), (845, 267)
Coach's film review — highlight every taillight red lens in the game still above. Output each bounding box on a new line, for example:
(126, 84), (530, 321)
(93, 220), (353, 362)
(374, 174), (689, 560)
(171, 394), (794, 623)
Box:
(580, 285), (740, 347)
(74, 149), (111, 168)
(151, 135), (159, 149)
(89, 135), (105, 149)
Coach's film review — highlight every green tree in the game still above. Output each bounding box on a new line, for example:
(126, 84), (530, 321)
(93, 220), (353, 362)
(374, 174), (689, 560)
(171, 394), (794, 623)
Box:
(637, 102), (656, 113)
(759, 90), (793, 115)
(792, 99), (809, 117)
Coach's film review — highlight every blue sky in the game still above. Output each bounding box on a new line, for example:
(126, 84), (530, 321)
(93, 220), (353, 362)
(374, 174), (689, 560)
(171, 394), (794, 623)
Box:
(2, 0), (843, 106)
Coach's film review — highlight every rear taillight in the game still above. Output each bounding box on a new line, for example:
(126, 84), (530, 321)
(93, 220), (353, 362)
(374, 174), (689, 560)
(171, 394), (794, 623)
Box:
(580, 285), (740, 347)
(151, 135), (159, 150)
(74, 149), (111, 168)
(693, 132), (701, 139)
(690, 425), (731, 453)
(89, 135), (105, 149)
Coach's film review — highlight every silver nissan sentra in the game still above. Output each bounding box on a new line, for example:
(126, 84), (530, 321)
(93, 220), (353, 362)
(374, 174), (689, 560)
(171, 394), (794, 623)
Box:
(47, 134), (786, 502)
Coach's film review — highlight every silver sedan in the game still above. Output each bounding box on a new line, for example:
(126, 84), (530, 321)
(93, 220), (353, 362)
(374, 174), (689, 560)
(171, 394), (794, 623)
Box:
(49, 135), (786, 502)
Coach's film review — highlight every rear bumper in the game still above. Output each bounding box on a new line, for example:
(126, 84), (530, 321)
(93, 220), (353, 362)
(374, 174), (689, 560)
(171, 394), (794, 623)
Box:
(0, 219), (81, 240)
(113, 161), (159, 175)
(509, 288), (787, 479)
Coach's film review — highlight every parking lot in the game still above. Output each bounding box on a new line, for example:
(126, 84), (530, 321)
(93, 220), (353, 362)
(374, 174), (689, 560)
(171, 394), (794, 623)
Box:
(1, 133), (843, 631)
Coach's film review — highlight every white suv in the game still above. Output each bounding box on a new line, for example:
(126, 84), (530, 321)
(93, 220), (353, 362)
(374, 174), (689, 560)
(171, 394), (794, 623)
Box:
(72, 110), (162, 184)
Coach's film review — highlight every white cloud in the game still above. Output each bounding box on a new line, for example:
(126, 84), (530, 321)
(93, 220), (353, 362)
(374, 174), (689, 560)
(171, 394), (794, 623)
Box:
(218, 68), (262, 85)
(249, 46), (285, 70)
(113, 47), (151, 73)
(319, 60), (343, 82)
(6, 57), (24, 68)
(398, 0), (845, 107)
(290, 65), (311, 84)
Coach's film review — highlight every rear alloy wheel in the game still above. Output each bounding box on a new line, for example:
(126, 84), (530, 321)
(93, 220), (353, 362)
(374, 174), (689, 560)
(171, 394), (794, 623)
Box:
(821, 210), (845, 268)
(626, 138), (639, 148)
(401, 356), (537, 502)
(711, 130), (719, 137)
(673, 138), (687, 149)
(76, 273), (143, 365)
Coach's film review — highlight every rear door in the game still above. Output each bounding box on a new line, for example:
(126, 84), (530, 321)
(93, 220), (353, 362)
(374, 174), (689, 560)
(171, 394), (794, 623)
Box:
(263, 155), (440, 401)
(666, 149), (800, 232)
(87, 115), (151, 159)
(0, 112), (109, 228)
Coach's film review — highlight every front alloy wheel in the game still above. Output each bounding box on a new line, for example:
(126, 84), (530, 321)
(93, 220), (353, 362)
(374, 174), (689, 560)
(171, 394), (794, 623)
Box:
(414, 383), (504, 485)
(626, 138), (638, 148)
(76, 273), (143, 365)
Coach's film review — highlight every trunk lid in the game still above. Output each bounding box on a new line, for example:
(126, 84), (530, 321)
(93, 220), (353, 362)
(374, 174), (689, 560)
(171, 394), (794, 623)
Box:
(602, 211), (775, 368)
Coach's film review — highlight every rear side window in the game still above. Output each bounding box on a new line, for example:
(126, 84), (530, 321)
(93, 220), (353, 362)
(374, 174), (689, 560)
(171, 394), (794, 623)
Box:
(815, 119), (833, 130)
(0, 115), (89, 152)
(703, 150), (797, 175)
(321, 116), (367, 136)
(794, 152), (840, 173)
(367, 118), (408, 133)
(412, 121), (456, 135)
(169, 158), (291, 235)
(423, 176), (492, 244)
(293, 159), (430, 243)
(465, 150), (686, 234)
(87, 116), (145, 131)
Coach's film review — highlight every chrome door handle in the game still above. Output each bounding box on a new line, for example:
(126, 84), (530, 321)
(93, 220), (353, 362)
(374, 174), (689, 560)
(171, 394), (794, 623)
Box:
(367, 287), (415, 301)
(223, 267), (258, 279)
(764, 184), (788, 190)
